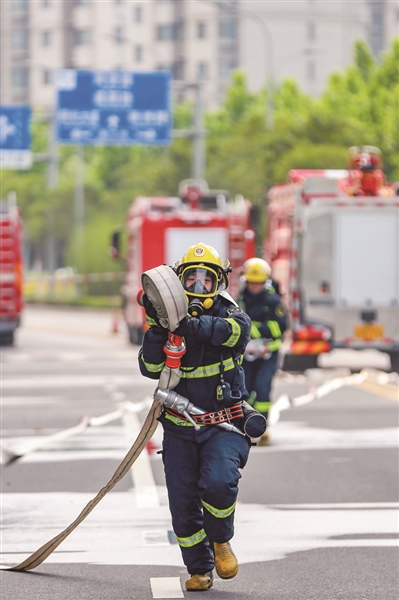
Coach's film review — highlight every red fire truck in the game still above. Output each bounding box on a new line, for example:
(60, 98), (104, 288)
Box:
(112, 179), (256, 344)
(0, 193), (24, 345)
(264, 166), (399, 372)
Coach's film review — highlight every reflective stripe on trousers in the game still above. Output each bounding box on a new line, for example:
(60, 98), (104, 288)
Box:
(161, 428), (250, 575)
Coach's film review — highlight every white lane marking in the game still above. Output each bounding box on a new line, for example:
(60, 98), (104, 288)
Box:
(0, 401), (153, 463)
(254, 422), (399, 452)
(2, 422), (396, 463)
(121, 401), (160, 508)
(1, 417), (91, 464)
(1, 374), (144, 389)
(143, 530), (171, 547)
(150, 577), (184, 599)
(1, 397), (63, 406)
(1, 493), (397, 568)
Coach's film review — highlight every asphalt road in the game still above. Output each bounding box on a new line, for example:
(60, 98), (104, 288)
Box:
(1, 305), (398, 600)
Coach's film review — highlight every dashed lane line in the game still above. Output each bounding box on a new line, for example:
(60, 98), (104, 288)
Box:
(150, 577), (184, 599)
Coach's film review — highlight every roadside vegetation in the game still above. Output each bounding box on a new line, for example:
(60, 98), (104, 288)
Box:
(1, 39), (398, 308)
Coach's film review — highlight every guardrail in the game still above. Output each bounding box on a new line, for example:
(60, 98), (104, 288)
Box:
(24, 271), (124, 304)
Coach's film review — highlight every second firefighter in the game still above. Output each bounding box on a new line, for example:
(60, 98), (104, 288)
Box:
(237, 258), (288, 443)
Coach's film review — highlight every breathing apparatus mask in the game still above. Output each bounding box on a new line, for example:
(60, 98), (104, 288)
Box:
(181, 267), (218, 317)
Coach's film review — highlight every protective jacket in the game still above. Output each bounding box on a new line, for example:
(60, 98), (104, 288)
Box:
(139, 291), (252, 575)
(237, 280), (288, 353)
(237, 281), (288, 419)
(139, 292), (251, 442)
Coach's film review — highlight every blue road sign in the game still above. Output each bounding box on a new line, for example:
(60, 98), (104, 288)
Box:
(0, 106), (32, 169)
(56, 70), (171, 145)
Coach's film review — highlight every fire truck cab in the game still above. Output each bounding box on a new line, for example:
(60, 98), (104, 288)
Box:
(113, 180), (256, 344)
(0, 193), (24, 346)
(264, 168), (399, 372)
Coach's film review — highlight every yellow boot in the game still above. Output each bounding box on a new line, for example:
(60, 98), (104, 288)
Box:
(213, 542), (238, 579)
(185, 571), (214, 591)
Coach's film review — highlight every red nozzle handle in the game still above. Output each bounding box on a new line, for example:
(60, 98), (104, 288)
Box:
(137, 289), (145, 306)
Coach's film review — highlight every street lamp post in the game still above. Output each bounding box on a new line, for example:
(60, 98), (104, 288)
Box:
(215, 0), (274, 130)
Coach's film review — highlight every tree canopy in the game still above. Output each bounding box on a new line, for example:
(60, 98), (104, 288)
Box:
(1, 39), (398, 272)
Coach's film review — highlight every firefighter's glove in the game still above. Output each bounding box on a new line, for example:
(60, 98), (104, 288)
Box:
(174, 315), (216, 343)
(173, 316), (192, 337)
(142, 293), (161, 326)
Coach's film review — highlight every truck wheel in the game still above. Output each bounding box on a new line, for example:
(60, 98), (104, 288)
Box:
(128, 327), (144, 346)
(282, 353), (319, 372)
(0, 332), (14, 346)
(388, 351), (399, 374)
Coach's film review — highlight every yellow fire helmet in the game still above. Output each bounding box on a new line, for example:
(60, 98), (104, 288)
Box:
(174, 243), (231, 301)
(243, 257), (271, 283)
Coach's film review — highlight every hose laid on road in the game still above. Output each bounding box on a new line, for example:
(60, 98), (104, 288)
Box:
(1, 265), (187, 572)
(0, 399), (161, 571)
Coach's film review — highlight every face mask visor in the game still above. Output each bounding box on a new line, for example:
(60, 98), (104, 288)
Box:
(181, 267), (218, 298)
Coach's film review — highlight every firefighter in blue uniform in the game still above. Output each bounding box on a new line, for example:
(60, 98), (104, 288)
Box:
(237, 258), (288, 444)
(139, 243), (251, 592)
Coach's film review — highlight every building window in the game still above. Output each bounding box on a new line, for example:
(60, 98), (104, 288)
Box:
(157, 22), (182, 41)
(11, 67), (28, 90)
(307, 60), (316, 81)
(11, 30), (28, 51)
(197, 21), (207, 39)
(219, 20), (237, 41)
(172, 59), (184, 80)
(197, 62), (208, 81)
(219, 58), (236, 81)
(307, 21), (316, 41)
(114, 26), (124, 44)
(11, 0), (28, 13)
(42, 31), (52, 46)
(135, 45), (143, 62)
(134, 5), (143, 22)
(75, 29), (91, 45)
(43, 69), (52, 84)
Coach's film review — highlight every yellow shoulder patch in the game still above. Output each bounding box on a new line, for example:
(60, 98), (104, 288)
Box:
(275, 303), (286, 318)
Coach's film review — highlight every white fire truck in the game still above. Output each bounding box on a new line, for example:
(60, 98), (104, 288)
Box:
(264, 168), (399, 372)
(0, 193), (24, 345)
(112, 180), (256, 344)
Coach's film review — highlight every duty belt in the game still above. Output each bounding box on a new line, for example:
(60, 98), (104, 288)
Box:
(166, 404), (244, 426)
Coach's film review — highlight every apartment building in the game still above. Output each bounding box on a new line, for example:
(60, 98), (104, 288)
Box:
(1, 0), (397, 111)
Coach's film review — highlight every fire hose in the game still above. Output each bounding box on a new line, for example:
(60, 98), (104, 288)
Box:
(1, 265), (187, 572)
(1, 265), (263, 571)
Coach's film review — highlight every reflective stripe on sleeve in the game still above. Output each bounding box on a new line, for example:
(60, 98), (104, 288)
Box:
(250, 321), (262, 339)
(176, 528), (207, 548)
(145, 316), (158, 327)
(201, 499), (236, 519)
(222, 318), (241, 348)
(268, 320), (281, 338)
(253, 400), (271, 413)
(267, 339), (282, 351)
(140, 358), (165, 373)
